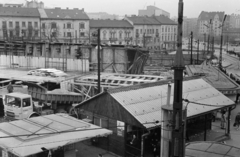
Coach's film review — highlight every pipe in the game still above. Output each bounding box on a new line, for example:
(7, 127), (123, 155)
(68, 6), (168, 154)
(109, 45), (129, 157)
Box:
(141, 131), (150, 157)
(166, 83), (171, 106)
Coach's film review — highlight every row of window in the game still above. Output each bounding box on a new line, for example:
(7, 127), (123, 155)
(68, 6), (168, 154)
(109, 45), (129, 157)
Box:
(42, 22), (85, 29)
(102, 31), (131, 39)
(2, 21), (38, 28)
(6, 30), (39, 37)
(135, 26), (177, 34)
(2, 21), (86, 30)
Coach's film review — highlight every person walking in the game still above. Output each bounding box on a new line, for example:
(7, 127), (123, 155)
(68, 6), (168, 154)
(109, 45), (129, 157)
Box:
(220, 110), (227, 129)
(235, 112), (240, 130)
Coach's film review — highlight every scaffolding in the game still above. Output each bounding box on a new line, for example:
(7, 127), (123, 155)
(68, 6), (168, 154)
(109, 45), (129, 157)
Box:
(73, 73), (166, 101)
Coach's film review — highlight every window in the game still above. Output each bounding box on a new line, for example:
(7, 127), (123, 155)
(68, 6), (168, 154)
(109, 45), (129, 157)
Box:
(9, 21), (13, 27)
(136, 29), (139, 34)
(28, 22), (32, 28)
(80, 32), (85, 37)
(152, 29), (154, 34)
(22, 98), (31, 107)
(67, 23), (71, 29)
(51, 22), (57, 29)
(67, 32), (71, 37)
(22, 21), (26, 27)
(34, 30), (38, 37)
(15, 21), (19, 28)
(42, 31), (45, 37)
(140, 29), (142, 34)
(103, 31), (107, 39)
(16, 30), (20, 37)
(162, 27), (164, 32)
(80, 23), (85, 29)
(119, 31), (122, 39)
(52, 32), (57, 37)
(42, 23), (45, 29)
(34, 22), (38, 28)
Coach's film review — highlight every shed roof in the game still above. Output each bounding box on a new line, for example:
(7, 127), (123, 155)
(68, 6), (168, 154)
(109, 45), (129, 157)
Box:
(108, 78), (234, 129)
(186, 142), (240, 157)
(90, 19), (133, 28)
(0, 114), (112, 156)
(0, 7), (40, 17)
(153, 15), (177, 25)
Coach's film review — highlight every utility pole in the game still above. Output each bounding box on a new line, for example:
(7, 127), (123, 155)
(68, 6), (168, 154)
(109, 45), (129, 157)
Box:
(143, 33), (146, 48)
(212, 36), (214, 57)
(219, 15), (227, 70)
(197, 39), (199, 64)
(171, 0), (185, 156)
(203, 33), (206, 55)
(226, 35), (229, 52)
(190, 31), (193, 64)
(97, 28), (101, 94)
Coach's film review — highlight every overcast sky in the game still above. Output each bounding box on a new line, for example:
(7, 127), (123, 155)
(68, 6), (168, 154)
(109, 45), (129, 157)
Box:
(1, 0), (240, 18)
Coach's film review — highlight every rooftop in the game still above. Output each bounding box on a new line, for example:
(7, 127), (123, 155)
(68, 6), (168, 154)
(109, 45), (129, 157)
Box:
(0, 7), (40, 17)
(90, 19), (133, 28)
(198, 11), (225, 21)
(0, 114), (112, 156)
(43, 8), (89, 20)
(126, 15), (176, 25)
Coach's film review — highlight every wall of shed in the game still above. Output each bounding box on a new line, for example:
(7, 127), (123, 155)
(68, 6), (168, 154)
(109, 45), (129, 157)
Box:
(75, 93), (144, 156)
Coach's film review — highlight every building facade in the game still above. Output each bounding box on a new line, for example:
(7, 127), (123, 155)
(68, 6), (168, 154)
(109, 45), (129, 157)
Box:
(40, 8), (90, 43)
(229, 14), (240, 28)
(0, 7), (41, 41)
(125, 15), (177, 50)
(25, 0), (44, 8)
(89, 19), (133, 45)
(197, 11), (225, 41)
(138, 6), (170, 18)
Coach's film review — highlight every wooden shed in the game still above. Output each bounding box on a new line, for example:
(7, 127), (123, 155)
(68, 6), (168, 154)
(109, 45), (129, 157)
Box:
(73, 77), (235, 157)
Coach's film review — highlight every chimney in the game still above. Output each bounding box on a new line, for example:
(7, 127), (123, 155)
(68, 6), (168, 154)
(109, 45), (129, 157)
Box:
(166, 83), (171, 106)
(66, 7), (69, 10)
(82, 8), (84, 12)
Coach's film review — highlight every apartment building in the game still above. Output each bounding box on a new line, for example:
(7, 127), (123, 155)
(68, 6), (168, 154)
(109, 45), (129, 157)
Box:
(229, 14), (240, 28)
(39, 7), (90, 43)
(197, 11), (225, 40)
(0, 7), (41, 41)
(125, 15), (177, 50)
(89, 19), (133, 45)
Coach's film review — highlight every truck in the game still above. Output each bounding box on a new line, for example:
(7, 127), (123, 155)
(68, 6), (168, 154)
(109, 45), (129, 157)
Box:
(2, 81), (82, 120)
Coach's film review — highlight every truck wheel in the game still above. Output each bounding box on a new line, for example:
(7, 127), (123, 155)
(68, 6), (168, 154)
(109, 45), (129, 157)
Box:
(56, 108), (67, 113)
(29, 112), (40, 118)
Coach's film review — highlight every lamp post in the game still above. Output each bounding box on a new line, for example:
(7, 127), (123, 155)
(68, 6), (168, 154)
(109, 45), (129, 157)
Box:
(219, 15), (227, 70)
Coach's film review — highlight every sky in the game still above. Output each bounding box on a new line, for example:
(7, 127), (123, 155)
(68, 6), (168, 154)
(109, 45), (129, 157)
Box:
(1, 0), (240, 18)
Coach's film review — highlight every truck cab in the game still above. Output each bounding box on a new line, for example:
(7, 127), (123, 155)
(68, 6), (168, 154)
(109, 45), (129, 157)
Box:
(3, 93), (33, 120)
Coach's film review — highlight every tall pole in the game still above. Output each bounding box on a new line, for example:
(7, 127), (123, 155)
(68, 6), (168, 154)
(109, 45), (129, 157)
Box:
(203, 33), (206, 55)
(97, 28), (101, 94)
(219, 15), (227, 70)
(143, 33), (146, 48)
(171, 0), (185, 156)
(197, 39), (199, 64)
(190, 31), (193, 64)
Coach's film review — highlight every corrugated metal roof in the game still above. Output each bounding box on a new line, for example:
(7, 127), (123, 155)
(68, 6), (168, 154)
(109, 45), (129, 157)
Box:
(0, 114), (112, 156)
(186, 142), (240, 157)
(110, 78), (234, 129)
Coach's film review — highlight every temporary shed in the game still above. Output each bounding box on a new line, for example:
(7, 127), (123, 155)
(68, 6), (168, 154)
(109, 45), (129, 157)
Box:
(74, 77), (235, 156)
(0, 114), (112, 157)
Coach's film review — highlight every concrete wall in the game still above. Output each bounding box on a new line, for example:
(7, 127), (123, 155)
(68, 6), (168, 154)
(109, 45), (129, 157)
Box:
(0, 55), (89, 71)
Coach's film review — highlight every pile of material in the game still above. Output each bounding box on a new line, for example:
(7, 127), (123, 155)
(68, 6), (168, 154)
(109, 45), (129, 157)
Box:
(27, 68), (67, 77)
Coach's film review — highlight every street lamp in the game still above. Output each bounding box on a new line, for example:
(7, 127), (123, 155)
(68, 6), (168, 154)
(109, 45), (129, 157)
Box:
(219, 14), (227, 70)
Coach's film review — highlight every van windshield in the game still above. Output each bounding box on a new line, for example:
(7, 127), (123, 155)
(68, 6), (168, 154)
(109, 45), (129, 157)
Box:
(5, 96), (21, 108)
